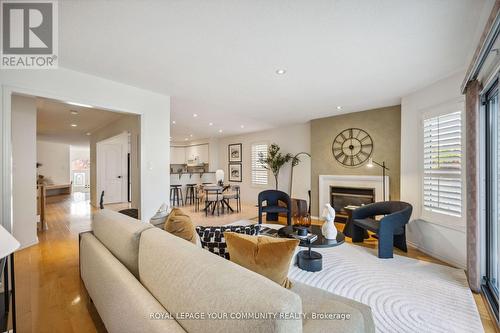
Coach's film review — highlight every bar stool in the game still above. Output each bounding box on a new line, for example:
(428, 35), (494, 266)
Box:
(170, 185), (184, 206)
(185, 184), (197, 205)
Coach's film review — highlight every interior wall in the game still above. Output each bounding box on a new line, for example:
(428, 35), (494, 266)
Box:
(37, 140), (70, 185)
(11, 95), (38, 248)
(310, 105), (401, 216)
(401, 71), (466, 268)
(1, 67), (170, 228)
(90, 114), (140, 208)
(216, 123), (311, 204)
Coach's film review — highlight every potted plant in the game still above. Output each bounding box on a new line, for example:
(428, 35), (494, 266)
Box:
(258, 143), (292, 190)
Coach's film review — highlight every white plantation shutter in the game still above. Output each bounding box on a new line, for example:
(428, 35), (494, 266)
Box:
(251, 143), (268, 185)
(423, 111), (462, 217)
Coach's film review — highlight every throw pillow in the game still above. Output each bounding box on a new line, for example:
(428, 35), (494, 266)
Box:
(149, 202), (172, 228)
(163, 208), (197, 244)
(223, 232), (299, 289)
(195, 225), (260, 259)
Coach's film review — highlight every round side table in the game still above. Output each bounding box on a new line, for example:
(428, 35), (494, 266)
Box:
(278, 225), (345, 272)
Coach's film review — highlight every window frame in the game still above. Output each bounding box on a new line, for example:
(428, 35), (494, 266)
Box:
(483, 78), (500, 318)
(250, 142), (269, 188)
(419, 97), (466, 231)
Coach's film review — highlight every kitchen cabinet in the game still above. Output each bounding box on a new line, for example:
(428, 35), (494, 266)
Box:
(186, 144), (209, 163)
(171, 143), (209, 164)
(171, 146), (186, 164)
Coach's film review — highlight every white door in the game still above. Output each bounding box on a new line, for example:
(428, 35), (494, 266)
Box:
(100, 143), (123, 204)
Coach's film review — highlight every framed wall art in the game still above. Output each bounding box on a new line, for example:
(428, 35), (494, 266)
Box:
(228, 163), (242, 182)
(228, 143), (242, 163)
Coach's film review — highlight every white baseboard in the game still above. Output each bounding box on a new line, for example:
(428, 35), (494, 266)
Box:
(407, 240), (465, 269)
(18, 237), (39, 251)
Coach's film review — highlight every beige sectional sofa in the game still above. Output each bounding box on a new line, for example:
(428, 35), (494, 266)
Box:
(80, 209), (375, 333)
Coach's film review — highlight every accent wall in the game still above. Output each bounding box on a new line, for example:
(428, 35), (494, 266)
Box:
(310, 105), (401, 216)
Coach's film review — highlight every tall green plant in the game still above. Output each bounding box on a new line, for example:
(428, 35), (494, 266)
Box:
(258, 143), (292, 190)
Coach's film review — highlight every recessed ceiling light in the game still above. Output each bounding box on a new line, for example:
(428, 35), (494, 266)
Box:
(67, 101), (93, 108)
(70, 110), (79, 115)
(218, 129), (223, 133)
(275, 69), (286, 75)
(71, 124), (77, 127)
(189, 134), (193, 137)
(240, 125), (245, 129)
(193, 113), (198, 118)
(337, 106), (342, 110)
(86, 132), (91, 136)
(209, 122), (213, 126)
(184, 138), (189, 141)
(172, 120), (176, 124)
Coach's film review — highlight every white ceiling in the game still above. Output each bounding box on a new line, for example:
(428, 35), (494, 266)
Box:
(36, 98), (127, 146)
(58, 0), (493, 140)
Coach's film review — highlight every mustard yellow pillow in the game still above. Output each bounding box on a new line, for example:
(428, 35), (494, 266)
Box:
(164, 208), (197, 244)
(223, 232), (299, 289)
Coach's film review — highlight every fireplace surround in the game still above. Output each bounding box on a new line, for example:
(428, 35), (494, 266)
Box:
(318, 175), (389, 218)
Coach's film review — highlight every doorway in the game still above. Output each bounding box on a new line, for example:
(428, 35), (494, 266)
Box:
(10, 94), (141, 244)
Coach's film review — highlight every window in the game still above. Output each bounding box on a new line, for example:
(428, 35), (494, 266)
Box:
(423, 111), (462, 217)
(251, 143), (268, 185)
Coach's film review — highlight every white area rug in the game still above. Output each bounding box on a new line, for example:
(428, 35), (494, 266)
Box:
(288, 243), (483, 333)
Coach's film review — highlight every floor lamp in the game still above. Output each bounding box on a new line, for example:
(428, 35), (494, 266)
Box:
(367, 158), (389, 201)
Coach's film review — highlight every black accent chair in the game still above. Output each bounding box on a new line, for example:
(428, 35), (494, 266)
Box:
(351, 201), (413, 259)
(258, 190), (292, 226)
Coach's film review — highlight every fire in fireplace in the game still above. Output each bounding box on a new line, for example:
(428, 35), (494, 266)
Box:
(330, 186), (375, 223)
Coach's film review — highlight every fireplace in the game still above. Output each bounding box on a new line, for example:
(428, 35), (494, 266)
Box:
(330, 186), (375, 223)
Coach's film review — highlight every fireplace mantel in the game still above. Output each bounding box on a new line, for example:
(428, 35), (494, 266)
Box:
(318, 175), (389, 217)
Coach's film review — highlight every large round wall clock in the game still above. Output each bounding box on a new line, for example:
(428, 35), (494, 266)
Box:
(332, 128), (373, 167)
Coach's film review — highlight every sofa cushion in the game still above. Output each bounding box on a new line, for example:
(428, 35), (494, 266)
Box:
(139, 228), (303, 333)
(80, 233), (187, 333)
(92, 209), (153, 278)
(224, 232), (299, 288)
(195, 225), (260, 259)
(291, 282), (375, 333)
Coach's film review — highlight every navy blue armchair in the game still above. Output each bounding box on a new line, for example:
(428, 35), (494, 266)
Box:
(258, 190), (292, 226)
(351, 201), (412, 259)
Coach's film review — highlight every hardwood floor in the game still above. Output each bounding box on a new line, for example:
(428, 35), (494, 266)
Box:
(15, 193), (105, 333)
(12, 194), (497, 332)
